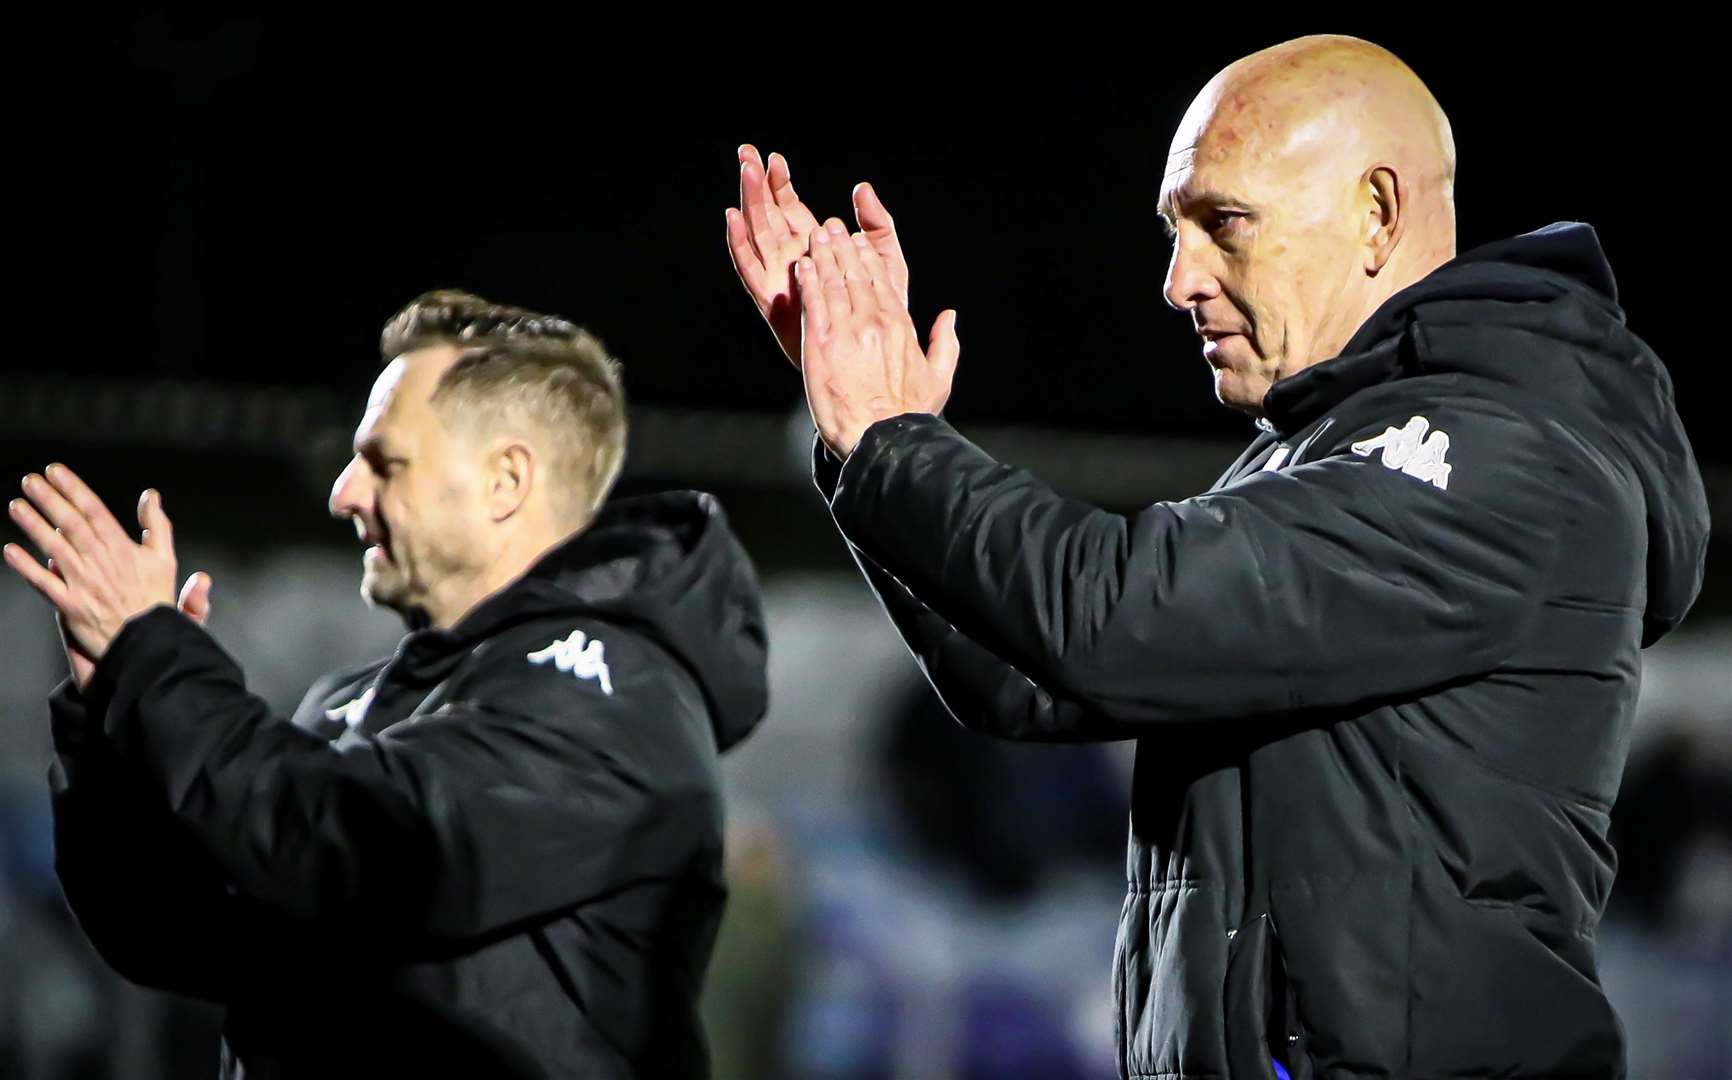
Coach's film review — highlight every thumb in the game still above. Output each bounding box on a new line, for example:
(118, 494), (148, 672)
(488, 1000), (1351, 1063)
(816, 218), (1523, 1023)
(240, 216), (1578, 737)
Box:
(852, 182), (895, 234)
(138, 488), (175, 553)
(178, 571), (212, 625)
(926, 310), (961, 383)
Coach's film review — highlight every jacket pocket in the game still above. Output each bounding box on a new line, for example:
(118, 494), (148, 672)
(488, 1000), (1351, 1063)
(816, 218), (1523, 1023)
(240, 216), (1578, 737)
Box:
(1224, 913), (1311, 1080)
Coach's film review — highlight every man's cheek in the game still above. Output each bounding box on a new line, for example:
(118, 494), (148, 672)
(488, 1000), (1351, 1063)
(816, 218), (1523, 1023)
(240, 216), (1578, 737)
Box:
(1231, 285), (1270, 361)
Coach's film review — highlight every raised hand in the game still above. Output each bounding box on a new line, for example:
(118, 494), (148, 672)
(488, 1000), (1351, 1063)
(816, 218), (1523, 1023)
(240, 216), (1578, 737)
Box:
(726, 145), (821, 367)
(726, 147), (911, 369)
(5, 465), (207, 689)
(796, 218), (958, 457)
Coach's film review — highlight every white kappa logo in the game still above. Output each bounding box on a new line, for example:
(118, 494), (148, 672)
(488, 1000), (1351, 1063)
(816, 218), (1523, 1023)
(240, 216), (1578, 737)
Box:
(527, 630), (614, 695)
(1351, 415), (1453, 490)
(324, 686), (376, 728)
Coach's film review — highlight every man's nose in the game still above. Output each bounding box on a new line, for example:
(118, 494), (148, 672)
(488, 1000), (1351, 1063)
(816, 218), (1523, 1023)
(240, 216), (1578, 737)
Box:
(1164, 235), (1222, 312)
(329, 456), (369, 520)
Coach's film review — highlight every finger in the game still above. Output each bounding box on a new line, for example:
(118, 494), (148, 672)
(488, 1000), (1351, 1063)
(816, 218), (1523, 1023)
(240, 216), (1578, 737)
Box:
(852, 181), (896, 235)
(3, 542), (72, 607)
(927, 309), (961, 385)
(768, 153), (820, 239)
(178, 570), (212, 625)
(852, 182), (907, 256)
(41, 464), (132, 551)
(810, 224), (853, 325)
(854, 233), (904, 312)
(829, 220), (875, 314)
(739, 158), (773, 263)
(795, 256), (836, 438)
(740, 158), (788, 262)
(753, 152), (792, 239)
(796, 255), (830, 342)
(19, 472), (105, 559)
(737, 143), (765, 171)
(137, 489), (175, 554)
(853, 183), (910, 303)
(725, 208), (767, 293)
(8, 496), (85, 574)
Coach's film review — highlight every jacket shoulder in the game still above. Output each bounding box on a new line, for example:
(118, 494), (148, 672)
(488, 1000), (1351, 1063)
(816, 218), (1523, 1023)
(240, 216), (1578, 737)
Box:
(442, 617), (711, 747)
(292, 658), (390, 729)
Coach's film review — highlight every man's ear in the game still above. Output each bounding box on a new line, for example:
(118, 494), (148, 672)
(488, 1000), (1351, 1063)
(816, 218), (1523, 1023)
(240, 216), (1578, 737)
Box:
(486, 441), (535, 523)
(1363, 165), (1405, 276)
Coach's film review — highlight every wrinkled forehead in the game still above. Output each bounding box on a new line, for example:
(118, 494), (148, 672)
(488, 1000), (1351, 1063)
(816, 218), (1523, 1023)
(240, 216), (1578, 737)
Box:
(1159, 132), (1253, 220)
(1159, 140), (1201, 207)
(1160, 86), (1332, 216)
(1160, 87), (1252, 209)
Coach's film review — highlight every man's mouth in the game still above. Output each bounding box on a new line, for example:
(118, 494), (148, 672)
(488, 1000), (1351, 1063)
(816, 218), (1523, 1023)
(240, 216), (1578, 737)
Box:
(1201, 332), (1241, 366)
(353, 516), (391, 561)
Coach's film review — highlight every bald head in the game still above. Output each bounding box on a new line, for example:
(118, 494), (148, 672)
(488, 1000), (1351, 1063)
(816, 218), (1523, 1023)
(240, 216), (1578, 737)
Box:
(1176, 36), (1457, 230)
(1159, 36), (1457, 414)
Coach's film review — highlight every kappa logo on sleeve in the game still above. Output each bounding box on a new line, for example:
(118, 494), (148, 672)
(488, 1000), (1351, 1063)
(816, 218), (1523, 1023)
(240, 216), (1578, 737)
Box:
(527, 629), (615, 695)
(1350, 415), (1453, 490)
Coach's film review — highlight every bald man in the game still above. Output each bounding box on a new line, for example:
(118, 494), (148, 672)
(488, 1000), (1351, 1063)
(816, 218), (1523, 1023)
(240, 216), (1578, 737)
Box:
(728, 35), (1709, 1080)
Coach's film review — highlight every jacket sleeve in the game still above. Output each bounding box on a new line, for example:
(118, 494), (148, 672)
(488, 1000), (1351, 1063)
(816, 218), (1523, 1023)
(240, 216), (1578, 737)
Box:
(815, 437), (1136, 742)
(79, 609), (716, 942)
(48, 680), (243, 1001)
(826, 409), (1558, 725)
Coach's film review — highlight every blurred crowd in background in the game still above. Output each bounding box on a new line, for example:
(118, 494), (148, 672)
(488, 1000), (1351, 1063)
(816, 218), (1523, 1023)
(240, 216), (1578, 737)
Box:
(1, 471), (1726, 1077)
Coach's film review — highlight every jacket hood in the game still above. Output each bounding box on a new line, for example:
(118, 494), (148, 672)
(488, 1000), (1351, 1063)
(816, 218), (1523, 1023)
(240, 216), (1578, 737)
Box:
(1266, 223), (1709, 645)
(443, 491), (769, 750)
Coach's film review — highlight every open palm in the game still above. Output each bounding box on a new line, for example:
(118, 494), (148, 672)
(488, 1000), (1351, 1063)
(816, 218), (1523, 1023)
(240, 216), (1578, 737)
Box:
(726, 145), (909, 368)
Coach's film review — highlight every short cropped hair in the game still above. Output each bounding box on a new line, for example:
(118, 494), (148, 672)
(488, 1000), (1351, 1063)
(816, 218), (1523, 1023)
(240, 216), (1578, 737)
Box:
(381, 289), (626, 524)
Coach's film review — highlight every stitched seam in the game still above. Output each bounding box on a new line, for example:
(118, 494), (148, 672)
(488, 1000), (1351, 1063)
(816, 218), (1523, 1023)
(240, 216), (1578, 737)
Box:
(1125, 878), (1210, 895)
(1402, 716), (1417, 1078)
(1405, 715), (1613, 813)
(1452, 890), (1599, 937)
(1544, 595), (1638, 615)
(1234, 516), (1296, 713)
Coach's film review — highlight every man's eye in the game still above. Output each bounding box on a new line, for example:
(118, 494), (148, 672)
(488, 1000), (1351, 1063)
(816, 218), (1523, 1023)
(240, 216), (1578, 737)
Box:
(1208, 211), (1246, 235)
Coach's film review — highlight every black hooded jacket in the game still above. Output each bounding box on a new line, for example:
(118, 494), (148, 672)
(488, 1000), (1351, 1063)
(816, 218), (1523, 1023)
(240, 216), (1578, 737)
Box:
(815, 224), (1710, 1078)
(47, 491), (768, 1079)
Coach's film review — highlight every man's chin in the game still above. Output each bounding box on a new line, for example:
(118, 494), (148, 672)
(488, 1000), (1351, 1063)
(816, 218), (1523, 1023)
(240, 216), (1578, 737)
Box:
(361, 581), (432, 629)
(360, 571), (411, 614)
(1212, 368), (1270, 416)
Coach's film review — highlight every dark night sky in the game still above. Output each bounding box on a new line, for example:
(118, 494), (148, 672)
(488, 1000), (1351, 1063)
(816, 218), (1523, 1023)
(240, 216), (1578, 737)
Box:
(24, 19), (1715, 460)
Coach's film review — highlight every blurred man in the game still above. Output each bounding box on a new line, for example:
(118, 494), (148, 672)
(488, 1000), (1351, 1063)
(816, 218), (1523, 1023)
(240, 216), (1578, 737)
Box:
(727, 35), (1709, 1079)
(5, 291), (769, 1078)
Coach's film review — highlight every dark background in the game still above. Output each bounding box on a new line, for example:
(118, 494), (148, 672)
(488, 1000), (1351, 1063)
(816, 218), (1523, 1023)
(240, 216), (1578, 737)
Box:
(27, 18), (1715, 448)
